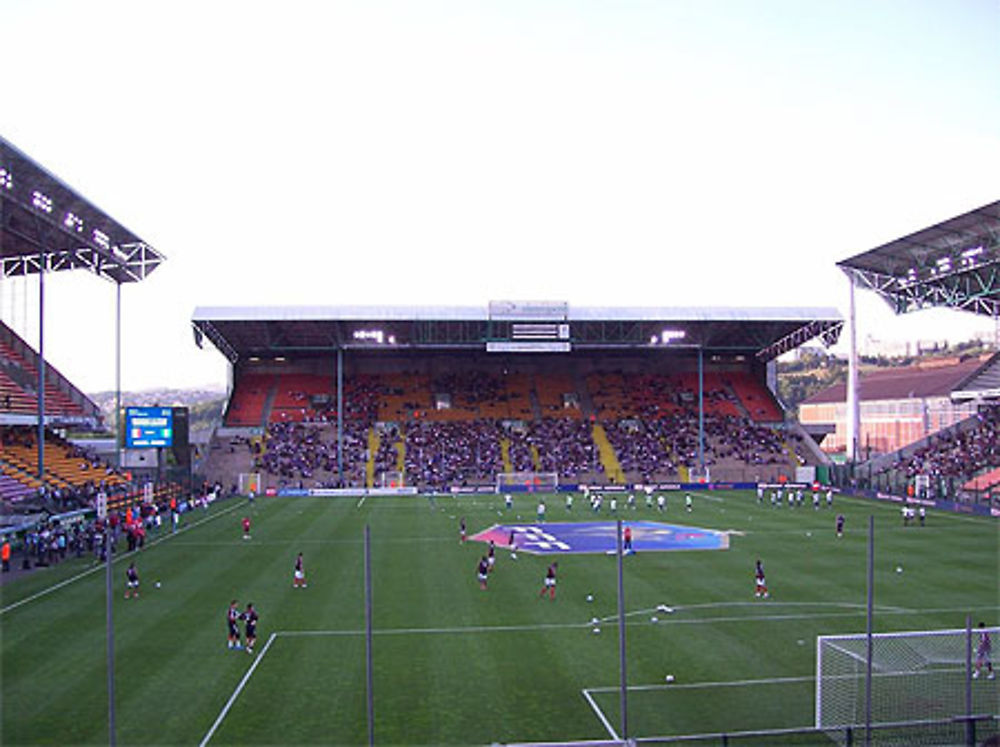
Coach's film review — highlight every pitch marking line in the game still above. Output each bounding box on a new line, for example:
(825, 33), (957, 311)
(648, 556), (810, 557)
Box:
(582, 675), (815, 741)
(200, 632), (277, 746)
(0, 500), (244, 617)
(581, 688), (620, 742)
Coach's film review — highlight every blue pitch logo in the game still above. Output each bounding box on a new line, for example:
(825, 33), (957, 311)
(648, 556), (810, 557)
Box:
(471, 521), (730, 555)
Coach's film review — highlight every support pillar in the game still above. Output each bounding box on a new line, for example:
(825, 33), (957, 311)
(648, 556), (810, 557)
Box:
(846, 274), (861, 464)
(337, 347), (344, 486)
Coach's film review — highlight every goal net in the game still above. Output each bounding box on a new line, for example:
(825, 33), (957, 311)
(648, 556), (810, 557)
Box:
(495, 472), (559, 493)
(816, 626), (998, 736)
(238, 472), (262, 495)
(379, 470), (405, 489)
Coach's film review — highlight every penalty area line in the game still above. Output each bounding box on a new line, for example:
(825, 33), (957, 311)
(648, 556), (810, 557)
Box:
(581, 688), (619, 742)
(199, 632), (277, 746)
(356, 495), (366, 509)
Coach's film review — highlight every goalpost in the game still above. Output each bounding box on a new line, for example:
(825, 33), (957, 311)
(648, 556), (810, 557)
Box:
(816, 626), (998, 739)
(239, 472), (262, 495)
(379, 470), (405, 489)
(495, 472), (559, 493)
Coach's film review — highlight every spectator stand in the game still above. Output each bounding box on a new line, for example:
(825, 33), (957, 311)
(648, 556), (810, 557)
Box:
(837, 199), (1000, 466)
(193, 304), (843, 492)
(1, 137), (164, 497)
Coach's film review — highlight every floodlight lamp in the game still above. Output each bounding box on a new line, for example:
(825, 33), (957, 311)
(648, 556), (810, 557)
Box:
(388, 335), (396, 345)
(93, 229), (111, 249)
(32, 190), (53, 213)
(0, 168), (11, 189)
(650, 335), (658, 345)
(661, 329), (686, 344)
(63, 212), (84, 232)
(353, 329), (385, 344)
(961, 246), (984, 260)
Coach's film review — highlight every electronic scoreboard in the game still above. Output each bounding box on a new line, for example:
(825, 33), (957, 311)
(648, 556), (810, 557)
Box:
(125, 407), (174, 448)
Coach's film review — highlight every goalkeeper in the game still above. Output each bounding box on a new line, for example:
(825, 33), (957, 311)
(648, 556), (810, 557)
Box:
(974, 622), (994, 680)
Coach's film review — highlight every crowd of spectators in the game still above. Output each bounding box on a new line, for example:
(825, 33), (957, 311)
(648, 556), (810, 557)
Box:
(255, 420), (368, 485)
(254, 408), (805, 488)
(248, 368), (803, 489)
(531, 418), (597, 479)
(403, 420), (502, 489)
(605, 412), (803, 481)
(0, 426), (126, 510)
(880, 407), (1000, 482)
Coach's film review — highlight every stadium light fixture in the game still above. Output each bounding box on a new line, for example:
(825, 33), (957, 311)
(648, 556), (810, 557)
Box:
(63, 212), (84, 233)
(32, 189), (53, 213)
(93, 229), (111, 249)
(660, 329), (686, 344)
(0, 167), (11, 189)
(353, 329), (397, 345)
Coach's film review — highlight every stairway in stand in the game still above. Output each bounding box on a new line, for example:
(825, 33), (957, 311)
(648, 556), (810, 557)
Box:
(366, 428), (379, 489)
(591, 424), (624, 484)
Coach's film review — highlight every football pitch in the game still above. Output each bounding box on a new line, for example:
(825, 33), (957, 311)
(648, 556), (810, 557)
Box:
(2, 491), (997, 745)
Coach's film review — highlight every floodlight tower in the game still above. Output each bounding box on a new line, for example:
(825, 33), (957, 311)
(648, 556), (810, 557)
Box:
(845, 276), (861, 463)
(0, 136), (164, 477)
(1, 137), (164, 747)
(837, 199), (1000, 473)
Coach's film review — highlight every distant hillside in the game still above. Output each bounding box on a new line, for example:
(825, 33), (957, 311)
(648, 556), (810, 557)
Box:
(89, 388), (227, 437)
(778, 338), (995, 413)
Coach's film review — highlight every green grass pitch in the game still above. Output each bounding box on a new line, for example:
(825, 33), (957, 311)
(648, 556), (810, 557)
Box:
(2, 491), (997, 745)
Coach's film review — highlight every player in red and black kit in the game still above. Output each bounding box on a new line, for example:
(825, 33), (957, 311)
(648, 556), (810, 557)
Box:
(623, 525), (634, 554)
(227, 600), (242, 650)
(460, 517), (467, 544)
(243, 603), (259, 655)
(242, 516), (252, 540)
(293, 552), (307, 588)
(540, 561), (558, 600)
(754, 559), (769, 599)
(125, 562), (139, 599)
(477, 556), (489, 590)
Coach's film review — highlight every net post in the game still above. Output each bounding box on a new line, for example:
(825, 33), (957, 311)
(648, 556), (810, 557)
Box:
(616, 519), (628, 742)
(365, 524), (374, 747)
(105, 525), (117, 746)
(865, 515), (874, 747)
(965, 614), (973, 747)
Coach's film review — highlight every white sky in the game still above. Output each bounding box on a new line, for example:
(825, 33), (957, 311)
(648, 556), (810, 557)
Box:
(1, 0), (998, 392)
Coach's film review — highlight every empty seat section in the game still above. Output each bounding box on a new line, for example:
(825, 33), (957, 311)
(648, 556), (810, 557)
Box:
(271, 374), (335, 423)
(226, 373), (273, 426)
(535, 373), (581, 418)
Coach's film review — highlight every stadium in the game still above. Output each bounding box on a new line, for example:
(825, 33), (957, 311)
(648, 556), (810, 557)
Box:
(2, 131), (998, 746)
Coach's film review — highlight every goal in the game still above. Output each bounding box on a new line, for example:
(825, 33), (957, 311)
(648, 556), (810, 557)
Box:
(379, 470), (405, 489)
(238, 472), (262, 495)
(495, 472), (559, 493)
(816, 626), (998, 736)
